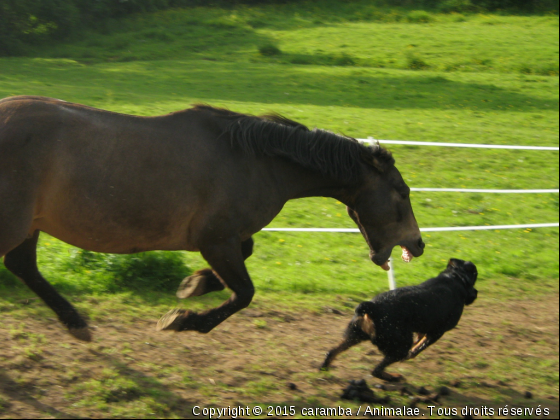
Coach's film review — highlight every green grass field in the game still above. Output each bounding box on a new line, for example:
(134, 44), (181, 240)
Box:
(0, 1), (558, 417)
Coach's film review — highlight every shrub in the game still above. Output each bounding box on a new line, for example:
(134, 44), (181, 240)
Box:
(333, 53), (355, 66)
(406, 53), (431, 70)
(289, 55), (313, 65)
(406, 10), (435, 23)
(519, 63), (559, 76)
(105, 252), (191, 293)
(259, 44), (282, 56)
(1, 0), (557, 56)
(0, 265), (20, 288)
(471, 0), (558, 11)
(65, 250), (191, 293)
(438, 0), (480, 13)
(142, 28), (174, 41)
(0, 0), (75, 55)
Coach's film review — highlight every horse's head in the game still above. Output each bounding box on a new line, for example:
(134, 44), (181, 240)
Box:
(346, 146), (424, 270)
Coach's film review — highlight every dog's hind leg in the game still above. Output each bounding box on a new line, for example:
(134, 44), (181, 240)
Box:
(320, 315), (372, 370)
(320, 335), (364, 370)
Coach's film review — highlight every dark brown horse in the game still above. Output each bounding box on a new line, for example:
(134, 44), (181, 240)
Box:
(0, 96), (424, 341)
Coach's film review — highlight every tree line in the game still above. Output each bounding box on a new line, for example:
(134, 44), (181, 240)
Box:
(1, 0), (556, 56)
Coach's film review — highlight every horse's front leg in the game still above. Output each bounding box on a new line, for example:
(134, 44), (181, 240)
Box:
(157, 236), (254, 333)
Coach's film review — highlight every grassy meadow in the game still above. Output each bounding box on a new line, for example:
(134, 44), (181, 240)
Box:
(0, 2), (557, 300)
(0, 1), (558, 417)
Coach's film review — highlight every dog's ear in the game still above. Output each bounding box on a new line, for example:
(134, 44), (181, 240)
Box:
(465, 288), (478, 306)
(447, 258), (465, 270)
(448, 259), (478, 287)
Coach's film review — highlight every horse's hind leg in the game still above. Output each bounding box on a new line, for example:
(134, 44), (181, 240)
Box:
(175, 268), (225, 298)
(3, 231), (91, 342)
(158, 236), (254, 333)
(176, 237), (254, 298)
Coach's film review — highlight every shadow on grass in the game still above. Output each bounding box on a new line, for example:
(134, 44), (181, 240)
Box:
(328, 377), (559, 417)
(0, 250), (193, 300)
(0, 372), (80, 419)
(0, 359), (198, 418)
(77, 351), (199, 417)
(0, 58), (556, 113)
(0, 258), (231, 319)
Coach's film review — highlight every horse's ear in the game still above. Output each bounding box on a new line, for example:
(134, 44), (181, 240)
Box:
(360, 147), (385, 173)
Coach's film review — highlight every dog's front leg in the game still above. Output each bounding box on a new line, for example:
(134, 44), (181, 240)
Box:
(406, 334), (427, 359)
(372, 355), (404, 382)
(406, 332), (443, 359)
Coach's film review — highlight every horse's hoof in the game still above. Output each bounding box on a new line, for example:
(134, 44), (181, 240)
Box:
(68, 327), (93, 342)
(156, 309), (188, 331)
(176, 272), (225, 299)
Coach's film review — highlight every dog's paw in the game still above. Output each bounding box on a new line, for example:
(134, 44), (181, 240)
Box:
(373, 371), (404, 382)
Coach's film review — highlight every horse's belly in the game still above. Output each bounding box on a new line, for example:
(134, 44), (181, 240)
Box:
(32, 198), (198, 253)
(33, 218), (195, 253)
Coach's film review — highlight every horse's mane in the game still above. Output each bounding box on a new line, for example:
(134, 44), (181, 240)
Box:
(192, 104), (395, 182)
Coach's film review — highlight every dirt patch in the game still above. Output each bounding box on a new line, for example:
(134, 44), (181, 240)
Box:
(0, 294), (558, 418)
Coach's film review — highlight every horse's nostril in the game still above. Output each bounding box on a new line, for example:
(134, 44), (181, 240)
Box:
(418, 238), (425, 249)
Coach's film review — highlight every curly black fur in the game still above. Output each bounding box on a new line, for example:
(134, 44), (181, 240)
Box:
(321, 258), (478, 381)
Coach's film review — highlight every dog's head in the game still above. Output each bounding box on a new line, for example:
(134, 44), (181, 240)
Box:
(446, 258), (478, 305)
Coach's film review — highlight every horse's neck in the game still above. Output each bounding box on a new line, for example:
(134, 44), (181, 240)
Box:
(279, 161), (357, 206)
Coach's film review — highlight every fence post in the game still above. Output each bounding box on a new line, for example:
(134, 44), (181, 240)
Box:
(387, 258), (397, 290)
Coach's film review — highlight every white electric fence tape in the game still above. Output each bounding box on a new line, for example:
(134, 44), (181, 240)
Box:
(361, 138), (559, 151)
(411, 188), (559, 193)
(262, 223), (559, 233)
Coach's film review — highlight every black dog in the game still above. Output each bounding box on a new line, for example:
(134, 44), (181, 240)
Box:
(321, 258), (478, 381)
